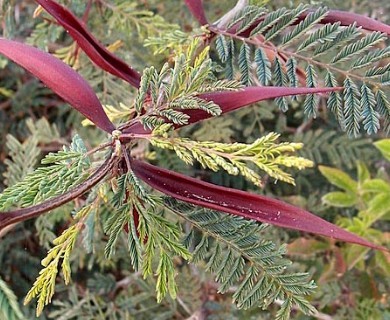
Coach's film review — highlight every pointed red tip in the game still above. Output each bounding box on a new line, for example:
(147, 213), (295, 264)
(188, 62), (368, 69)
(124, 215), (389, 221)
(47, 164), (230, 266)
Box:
(132, 160), (388, 252)
(0, 38), (115, 132)
(184, 0), (208, 25)
(306, 9), (390, 36)
(35, 0), (141, 88)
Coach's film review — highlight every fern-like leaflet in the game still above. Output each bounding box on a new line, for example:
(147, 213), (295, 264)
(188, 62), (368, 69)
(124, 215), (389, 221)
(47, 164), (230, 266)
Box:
(209, 5), (390, 136)
(164, 198), (317, 320)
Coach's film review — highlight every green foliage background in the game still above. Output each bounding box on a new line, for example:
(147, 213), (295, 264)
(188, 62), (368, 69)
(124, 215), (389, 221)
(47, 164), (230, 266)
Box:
(0, 0), (389, 319)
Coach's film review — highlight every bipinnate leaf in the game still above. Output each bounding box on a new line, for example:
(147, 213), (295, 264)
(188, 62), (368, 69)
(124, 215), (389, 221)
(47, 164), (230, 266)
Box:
(229, 8), (390, 39)
(184, 0), (208, 25)
(125, 86), (342, 134)
(132, 160), (387, 251)
(300, 9), (390, 36)
(35, 0), (141, 88)
(0, 38), (115, 133)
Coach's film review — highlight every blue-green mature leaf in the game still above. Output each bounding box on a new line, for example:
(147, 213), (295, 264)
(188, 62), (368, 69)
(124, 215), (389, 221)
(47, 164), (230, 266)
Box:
(361, 84), (380, 135)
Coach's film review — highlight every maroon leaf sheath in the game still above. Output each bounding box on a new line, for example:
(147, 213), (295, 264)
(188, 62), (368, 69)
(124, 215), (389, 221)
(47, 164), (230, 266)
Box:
(132, 160), (388, 251)
(184, 0), (208, 25)
(188, 86), (342, 125)
(0, 39), (115, 133)
(125, 86), (342, 134)
(36, 0), (141, 88)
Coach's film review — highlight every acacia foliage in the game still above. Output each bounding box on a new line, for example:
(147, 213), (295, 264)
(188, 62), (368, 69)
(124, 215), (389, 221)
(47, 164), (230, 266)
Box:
(0, 0), (389, 319)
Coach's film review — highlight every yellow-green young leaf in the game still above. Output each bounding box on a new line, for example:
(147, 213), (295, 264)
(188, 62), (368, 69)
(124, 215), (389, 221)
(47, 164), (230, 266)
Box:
(374, 251), (390, 275)
(362, 179), (390, 194)
(322, 191), (357, 207)
(357, 161), (370, 183)
(374, 139), (390, 161)
(367, 193), (390, 219)
(318, 166), (357, 193)
(343, 244), (370, 269)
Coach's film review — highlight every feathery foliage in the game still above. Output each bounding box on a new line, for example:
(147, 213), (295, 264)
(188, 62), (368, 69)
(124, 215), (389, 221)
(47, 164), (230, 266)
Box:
(165, 197), (317, 319)
(24, 205), (93, 316)
(0, 1), (389, 319)
(0, 135), (90, 211)
(150, 130), (313, 186)
(3, 118), (61, 187)
(131, 39), (242, 131)
(294, 129), (373, 169)
(0, 277), (25, 320)
(104, 177), (192, 303)
(211, 4), (390, 136)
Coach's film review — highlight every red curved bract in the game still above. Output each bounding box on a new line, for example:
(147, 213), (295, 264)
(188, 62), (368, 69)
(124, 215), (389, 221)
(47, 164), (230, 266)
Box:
(132, 160), (387, 251)
(36, 0), (141, 88)
(0, 38), (115, 133)
(124, 86), (342, 134)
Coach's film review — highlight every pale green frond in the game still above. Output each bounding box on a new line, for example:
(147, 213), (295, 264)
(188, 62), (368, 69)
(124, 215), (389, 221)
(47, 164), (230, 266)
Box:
(24, 205), (90, 316)
(158, 109), (190, 125)
(144, 29), (190, 55)
(135, 66), (155, 114)
(104, 205), (131, 258)
(149, 133), (312, 186)
(0, 135), (90, 211)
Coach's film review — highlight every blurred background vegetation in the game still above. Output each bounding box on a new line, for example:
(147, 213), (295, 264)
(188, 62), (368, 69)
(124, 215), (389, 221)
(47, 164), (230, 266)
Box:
(0, 0), (389, 319)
